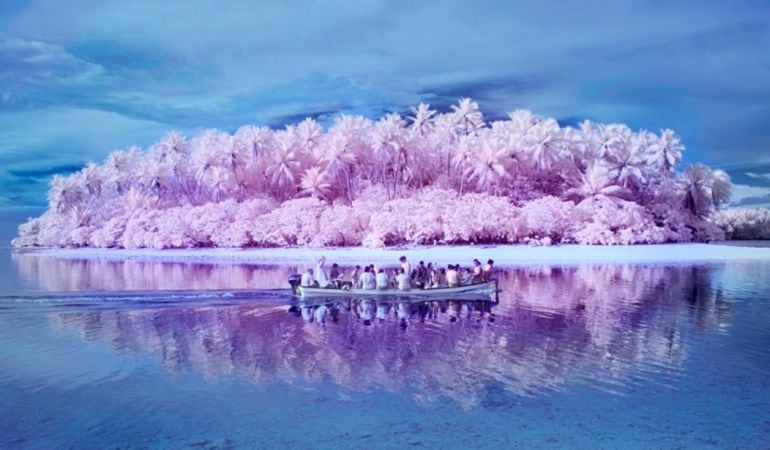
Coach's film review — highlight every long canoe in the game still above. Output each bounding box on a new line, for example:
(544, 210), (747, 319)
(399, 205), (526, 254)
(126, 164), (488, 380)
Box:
(297, 280), (497, 298)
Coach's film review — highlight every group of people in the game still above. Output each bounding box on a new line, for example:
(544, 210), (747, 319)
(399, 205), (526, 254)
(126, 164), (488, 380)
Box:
(300, 255), (495, 291)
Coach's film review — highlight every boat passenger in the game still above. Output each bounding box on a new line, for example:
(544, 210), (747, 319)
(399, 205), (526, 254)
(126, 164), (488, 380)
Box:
(360, 266), (377, 290)
(375, 268), (390, 290)
(446, 264), (460, 288)
(430, 267), (442, 288)
(413, 260), (428, 288)
(389, 269), (399, 289)
(396, 267), (411, 291)
(460, 267), (473, 285)
(482, 259), (495, 281)
(399, 255), (411, 277)
(330, 263), (341, 287)
(315, 257), (331, 288)
(351, 265), (361, 287)
(472, 259), (483, 284)
(300, 268), (314, 287)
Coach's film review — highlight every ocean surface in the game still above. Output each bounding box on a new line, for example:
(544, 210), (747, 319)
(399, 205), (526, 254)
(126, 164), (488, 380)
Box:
(1, 249), (769, 448)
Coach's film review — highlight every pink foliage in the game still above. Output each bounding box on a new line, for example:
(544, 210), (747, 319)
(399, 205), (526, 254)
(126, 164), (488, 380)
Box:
(12, 98), (748, 248)
(710, 208), (770, 240)
(520, 196), (577, 244)
(573, 196), (667, 245)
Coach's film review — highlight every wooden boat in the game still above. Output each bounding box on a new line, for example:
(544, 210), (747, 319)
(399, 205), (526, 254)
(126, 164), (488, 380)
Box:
(297, 279), (497, 299)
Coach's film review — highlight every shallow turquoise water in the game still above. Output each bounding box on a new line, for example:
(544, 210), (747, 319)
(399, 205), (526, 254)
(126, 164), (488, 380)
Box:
(1, 251), (770, 448)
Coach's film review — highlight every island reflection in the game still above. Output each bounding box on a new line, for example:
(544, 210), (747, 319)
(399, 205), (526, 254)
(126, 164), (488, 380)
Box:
(14, 255), (733, 408)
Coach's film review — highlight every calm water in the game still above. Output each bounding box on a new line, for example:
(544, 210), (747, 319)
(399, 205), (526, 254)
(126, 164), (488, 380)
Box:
(2, 250), (770, 448)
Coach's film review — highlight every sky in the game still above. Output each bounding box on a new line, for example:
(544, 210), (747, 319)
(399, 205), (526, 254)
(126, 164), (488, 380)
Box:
(1, 0), (770, 231)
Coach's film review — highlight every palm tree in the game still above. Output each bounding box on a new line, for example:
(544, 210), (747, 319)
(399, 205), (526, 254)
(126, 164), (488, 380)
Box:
(300, 166), (333, 200)
(234, 125), (275, 196)
(507, 109), (539, 134)
(369, 113), (408, 198)
(451, 135), (474, 193)
(220, 134), (252, 201)
(565, 163), (629, 202)
(597, 124), (632, 161)
(468, 138), (510, 194)
(81, 163), (104, 198)
(681, 163), (713, 217)
(527, 118), (563, 173)
(265, 140), (301, 201)
(604, 134), (647, 192)
(647, 129), (684, 173)
(189, 130), (230, 204)
(295, 117), (324, 161)
(408, 103), (436, 136)
(48, 174), (85, 214)
(320, 132), (357, 203)
(710, 169), (731, 209)
(447, 98), (483, 175)
(451, 98), (483, 135)
(151, 130), (188, 162)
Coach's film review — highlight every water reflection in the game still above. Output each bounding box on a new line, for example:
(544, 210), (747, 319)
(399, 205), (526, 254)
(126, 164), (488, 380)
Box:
(12, 252), (293, 291)
(14, 255), (735, 409)
(290, 295), (497, 329)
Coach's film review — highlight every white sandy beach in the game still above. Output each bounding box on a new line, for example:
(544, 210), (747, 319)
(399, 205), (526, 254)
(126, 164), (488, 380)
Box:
(23, 242), (770, 266)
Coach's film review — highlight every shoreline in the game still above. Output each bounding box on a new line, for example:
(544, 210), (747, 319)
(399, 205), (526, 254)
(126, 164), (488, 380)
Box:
(14, 242), (770, 266)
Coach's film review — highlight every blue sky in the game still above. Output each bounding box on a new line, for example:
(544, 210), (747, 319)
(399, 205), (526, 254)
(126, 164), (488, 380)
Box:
(1, 0), (770, 225)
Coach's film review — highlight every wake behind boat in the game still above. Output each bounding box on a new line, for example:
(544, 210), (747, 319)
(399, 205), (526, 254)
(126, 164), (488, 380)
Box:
(295, 279), (497, 298)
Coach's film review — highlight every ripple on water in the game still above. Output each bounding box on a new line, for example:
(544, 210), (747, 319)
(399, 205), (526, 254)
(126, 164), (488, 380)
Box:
(1, 259), (770, 447)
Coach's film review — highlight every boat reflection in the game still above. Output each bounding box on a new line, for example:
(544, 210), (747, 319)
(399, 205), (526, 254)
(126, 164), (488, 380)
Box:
(38, 260), (734, 408)
(291, 294), (497, 329)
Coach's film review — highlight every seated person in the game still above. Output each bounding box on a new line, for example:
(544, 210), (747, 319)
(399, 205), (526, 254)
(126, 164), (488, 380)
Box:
(329, 263), (342, 288)
(360, 266), (377, 290)
(446, 264), (460, 287)
(350, 265), (362, 287)
(482, 259), (495, 281)
(472, 259), (483, 284)
(396, 268), (411, 291)
(300, 268), (315, 287)
(375, 269), (390, 290)
(430, 268), (443, 288)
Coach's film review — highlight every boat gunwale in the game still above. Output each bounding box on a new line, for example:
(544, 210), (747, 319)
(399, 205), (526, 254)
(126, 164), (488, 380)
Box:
(297, 280), (497, 298)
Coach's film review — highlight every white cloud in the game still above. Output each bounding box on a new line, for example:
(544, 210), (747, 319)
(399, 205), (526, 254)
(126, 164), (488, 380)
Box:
(746, 172), (770, 181)
(0, 38), (108, 89)
(730, 183), (770, 205)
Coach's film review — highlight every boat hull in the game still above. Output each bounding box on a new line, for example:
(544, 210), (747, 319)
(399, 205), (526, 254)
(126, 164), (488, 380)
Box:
(297, 280), (497, 298)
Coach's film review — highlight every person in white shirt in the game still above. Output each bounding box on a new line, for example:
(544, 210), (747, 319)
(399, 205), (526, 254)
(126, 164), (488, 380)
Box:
(360, 266), (376, 290)
(350, 265), (361, 287)
(446, 264), (459, 287)
(396, 268), (410, 291)
(300, 268), (314, 287)
(430, 268), (444, 288)
(482, 259), (495, 282)
(315, 257), (330, 288)
(472, 259), (483, 284)
(399, 255), (411, 277)
(375, 269), (390, 290)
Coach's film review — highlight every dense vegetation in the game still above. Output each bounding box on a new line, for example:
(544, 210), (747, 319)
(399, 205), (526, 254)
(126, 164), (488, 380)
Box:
(16, 98), (756, 248)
